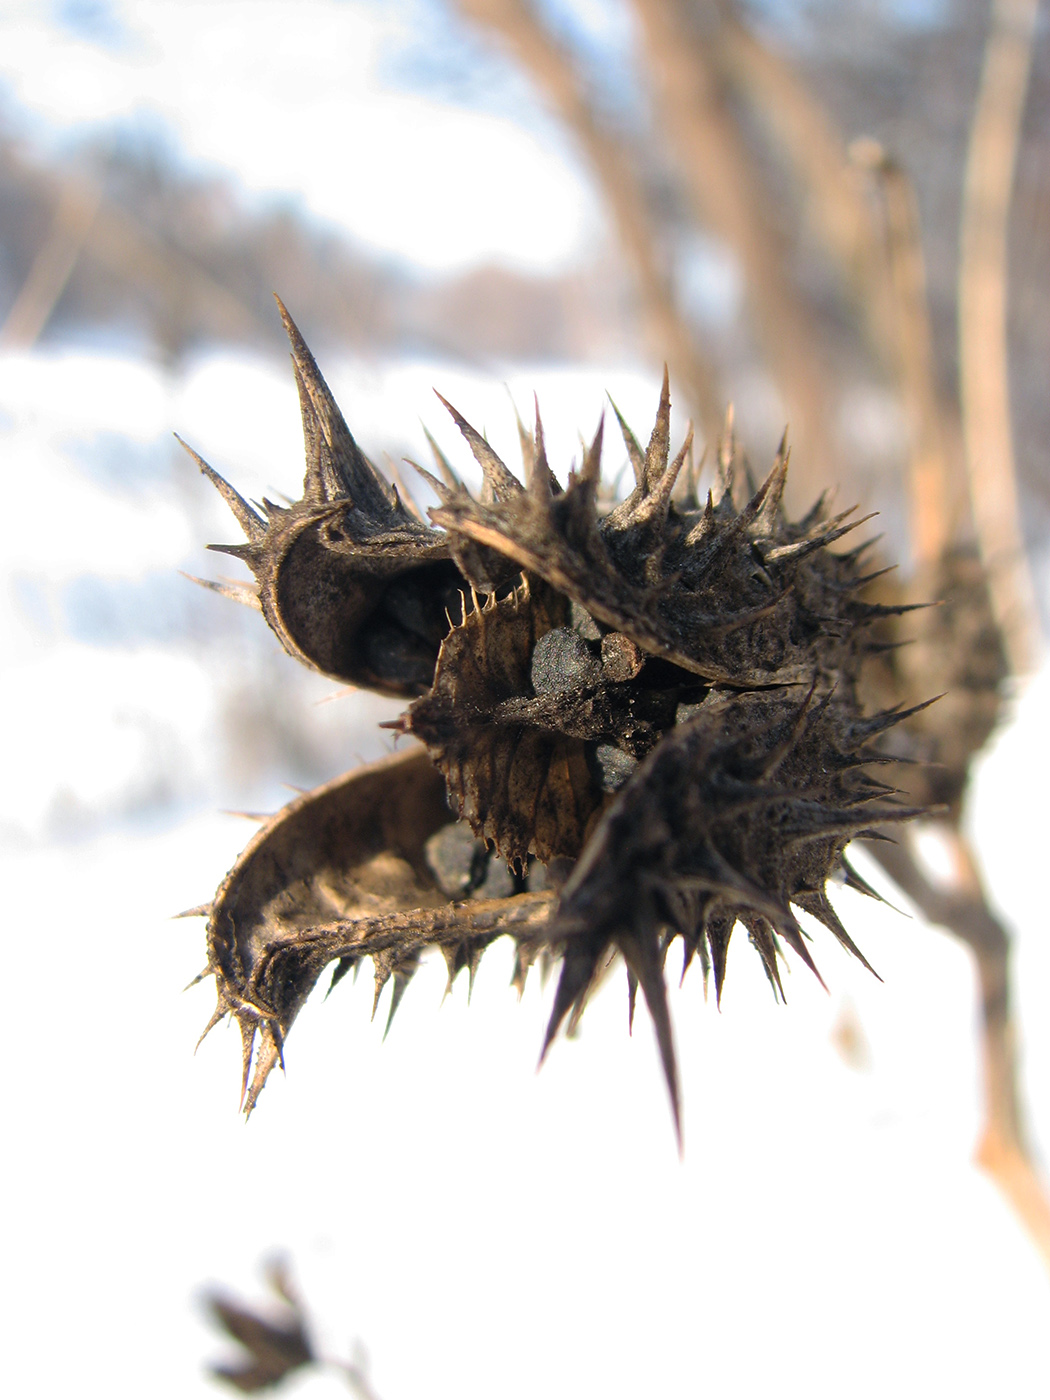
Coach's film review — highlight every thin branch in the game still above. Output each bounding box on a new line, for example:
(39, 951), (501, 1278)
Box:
(630, 0), (838, 498)
(454, 0), (724, 445)
(852, 142), (956, 567)
(864, 829), (1050, 1274)
(704, 8), (966, 567)
(710, 2), (891, 344)
(958, 0), (1042, 677)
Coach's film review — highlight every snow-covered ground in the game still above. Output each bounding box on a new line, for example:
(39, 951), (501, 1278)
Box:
(2, 341), (1049, 1400)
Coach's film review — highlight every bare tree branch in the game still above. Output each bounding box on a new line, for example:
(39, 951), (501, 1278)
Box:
(630, 0), (838, 500)
(710, 2), (891, 344)
(0, 160), (271, 355)
(959, 0), (1043, 677)
(454, 0), (724, 445)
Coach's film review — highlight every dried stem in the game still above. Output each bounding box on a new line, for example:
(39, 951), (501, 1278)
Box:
(958, 0), (1042, 677)
(710, 2), (891, 341)
(852, 143), (956, 567)
(865, 830), (1050, 1274)
(454, 0), (724, 444)
(334, 1357), (385, 1400)
(705, 9), (961, 564)
(630, 0), (837, 498)
(850, 5), (1049, 1268)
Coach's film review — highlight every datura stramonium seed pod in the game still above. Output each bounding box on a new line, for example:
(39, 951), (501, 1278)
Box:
(182, 300), (929, 1135)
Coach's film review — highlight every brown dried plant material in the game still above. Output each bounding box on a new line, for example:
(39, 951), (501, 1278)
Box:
(402, 579), (602, 867)
(852, 553), (1050, 1268)
(207, 1261), (314, 1392)
(206, 1262), (385, 1398)
(186, 304), (924, 1130)
(427, 374), (890, 689)
(863, 547), (1008, 819)
(179, 297), (462, 697)
(542, 686), (924, 1136)
(194, 745), (553, 1113)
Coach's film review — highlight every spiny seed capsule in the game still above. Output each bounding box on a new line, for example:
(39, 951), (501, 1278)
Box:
(182, 299), (925, 1133)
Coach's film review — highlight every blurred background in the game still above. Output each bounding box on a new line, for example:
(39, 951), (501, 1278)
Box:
(2, 2), (1049, 1397)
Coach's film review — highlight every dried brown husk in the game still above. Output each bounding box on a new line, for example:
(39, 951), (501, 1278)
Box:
(207, 1261), (314, 1392)
(539, 685), (925, 1135)
(188, 306), (926, 1127)
(401, 577), (603, 867)
(427, 373), (896, 690)
(195, 745), (552, 1113)
(181, 299), (463, 697)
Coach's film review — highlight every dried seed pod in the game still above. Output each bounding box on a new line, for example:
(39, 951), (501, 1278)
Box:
(181, 299), (464, 696)
(862, 545), (1007, 817)
(540, 685), (926, 1135)
(187, 307), (926, 1127)
(206, 1262), (314, 1393)
(194, 745), (553, 1113)
(429, 379), (885, 689)
(400, 578), (603, 867)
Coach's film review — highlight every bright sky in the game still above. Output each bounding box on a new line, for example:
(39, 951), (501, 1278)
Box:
(0, 0), (602, 273)
(2, 4), (1050, 1398)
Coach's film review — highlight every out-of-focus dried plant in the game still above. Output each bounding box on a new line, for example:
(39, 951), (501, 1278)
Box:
(454, 0), (724, 445)
(958, 0), (1042, 679)
(855, 0), (1049, 1264)
(206, 1260), (381, 1397)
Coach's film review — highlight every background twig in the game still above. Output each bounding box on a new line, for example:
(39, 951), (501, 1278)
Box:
(959, 0), (1042, 677)
(630, 0), (837, 500)
(454, 0), (724, 445)
(866, 830), (1050, 1271)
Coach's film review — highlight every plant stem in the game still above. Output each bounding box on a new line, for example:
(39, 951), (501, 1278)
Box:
(958, 0), (1042, 677)
(865, 829), (1050, 1273)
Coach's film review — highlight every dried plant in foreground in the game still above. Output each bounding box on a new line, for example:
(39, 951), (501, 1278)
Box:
(183, 301), (925, 1138)
(206, 1260), (381, 1397)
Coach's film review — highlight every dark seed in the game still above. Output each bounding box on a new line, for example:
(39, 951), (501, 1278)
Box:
(424, 822), (488, 898)
(530, 627), (603, 695)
